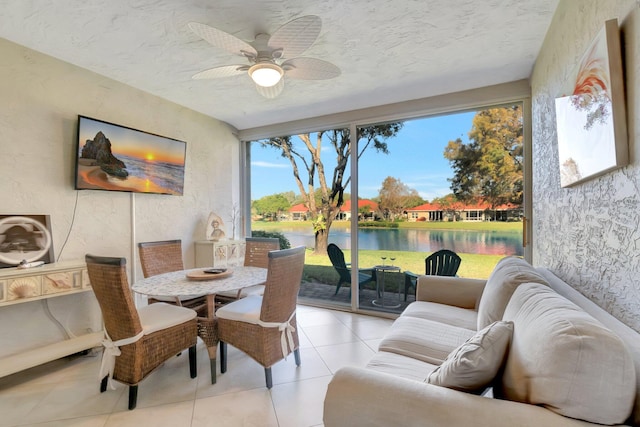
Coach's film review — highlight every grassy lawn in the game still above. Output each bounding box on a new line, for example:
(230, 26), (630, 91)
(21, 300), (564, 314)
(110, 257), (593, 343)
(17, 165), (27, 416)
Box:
(301, 248), (502, 293)
(302, 248), (502, 279)
(253, 220), (515, 293)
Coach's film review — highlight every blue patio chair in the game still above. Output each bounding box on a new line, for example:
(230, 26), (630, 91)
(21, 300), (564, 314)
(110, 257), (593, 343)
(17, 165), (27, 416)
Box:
(403, 249), (461, 300)
(327, 243), (377, 295)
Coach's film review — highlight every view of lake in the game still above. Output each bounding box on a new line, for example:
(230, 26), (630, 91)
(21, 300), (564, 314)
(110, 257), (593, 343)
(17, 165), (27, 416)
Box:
(276, 227), (523, 256)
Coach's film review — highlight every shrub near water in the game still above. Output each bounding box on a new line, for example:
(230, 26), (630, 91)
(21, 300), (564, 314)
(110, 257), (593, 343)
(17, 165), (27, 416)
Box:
(358, 221), (400, 228)
(250, 230), (291, 249)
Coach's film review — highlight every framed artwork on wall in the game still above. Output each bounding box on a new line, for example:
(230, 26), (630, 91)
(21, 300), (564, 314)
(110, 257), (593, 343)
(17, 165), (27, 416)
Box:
(0, 215), (54, 268)
(75, 115), (187, 195)
(554, 19), (628, 188)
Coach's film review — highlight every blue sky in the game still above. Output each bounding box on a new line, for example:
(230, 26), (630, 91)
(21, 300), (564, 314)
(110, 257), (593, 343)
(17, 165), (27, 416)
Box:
(250, 111), (476, 201)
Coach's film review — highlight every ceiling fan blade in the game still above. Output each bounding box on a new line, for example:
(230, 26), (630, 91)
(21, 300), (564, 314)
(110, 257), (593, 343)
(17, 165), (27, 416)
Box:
(192, 65), (248, 79)
(268, 15), (321, 58)
(255, 79), (284, 99)
(282, 57), (341, 80)
(188, 22), (257, 57)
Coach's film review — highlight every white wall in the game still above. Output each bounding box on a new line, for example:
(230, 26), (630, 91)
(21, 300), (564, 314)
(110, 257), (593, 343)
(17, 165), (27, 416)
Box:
(0, 37), (240, 357)
(531, 0), (640, 332)
(0, 37), (240, 272)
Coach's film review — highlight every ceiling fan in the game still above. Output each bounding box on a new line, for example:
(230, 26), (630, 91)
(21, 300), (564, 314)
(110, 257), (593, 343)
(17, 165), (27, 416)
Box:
(188, 15), (340, 98)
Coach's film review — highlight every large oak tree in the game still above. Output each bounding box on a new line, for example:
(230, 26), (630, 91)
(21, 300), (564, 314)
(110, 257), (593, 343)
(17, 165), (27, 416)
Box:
(444, 106), (523, 219)
(252, 193), (291, 221)
(258, 123), (402, 254)
(378, 176), (423, 221)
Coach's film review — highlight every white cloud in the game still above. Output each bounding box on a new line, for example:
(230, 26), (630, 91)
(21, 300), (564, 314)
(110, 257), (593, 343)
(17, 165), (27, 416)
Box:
(251, 161), (289, 168)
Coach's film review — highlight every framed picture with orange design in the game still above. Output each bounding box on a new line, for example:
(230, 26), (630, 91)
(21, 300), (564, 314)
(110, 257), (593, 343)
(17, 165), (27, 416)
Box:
(554, 19), (628, 188)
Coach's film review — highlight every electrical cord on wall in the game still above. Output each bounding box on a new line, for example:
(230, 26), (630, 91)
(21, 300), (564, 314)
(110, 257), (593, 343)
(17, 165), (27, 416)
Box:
(42, 299), (73, 340)
(56, 191), (80, 262)
(40, 190), (81, 338)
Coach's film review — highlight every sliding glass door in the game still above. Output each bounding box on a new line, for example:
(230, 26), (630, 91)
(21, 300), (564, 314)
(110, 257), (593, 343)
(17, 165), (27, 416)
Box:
(247, 103), (526, 314)
(356, 106), (524, 314)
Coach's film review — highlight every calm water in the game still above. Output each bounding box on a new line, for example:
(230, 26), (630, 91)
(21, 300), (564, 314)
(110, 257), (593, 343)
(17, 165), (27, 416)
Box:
(279, 227), (523, 256)
(120, 154), (185, 194)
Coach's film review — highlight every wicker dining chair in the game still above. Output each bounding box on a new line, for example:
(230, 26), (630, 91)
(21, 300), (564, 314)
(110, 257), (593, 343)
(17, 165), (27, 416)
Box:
(85, 254), (198, 410)
(217, 245), (306, 388)
(138, 240), (208, 317)
(216, 237), (280, 303)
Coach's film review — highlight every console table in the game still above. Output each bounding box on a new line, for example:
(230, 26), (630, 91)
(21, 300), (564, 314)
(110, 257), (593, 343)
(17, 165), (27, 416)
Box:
(194, 239), (246, 268)
(0, 261), (103, 377)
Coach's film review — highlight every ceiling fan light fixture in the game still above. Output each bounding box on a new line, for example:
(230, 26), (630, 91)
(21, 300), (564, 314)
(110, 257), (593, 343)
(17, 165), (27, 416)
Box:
(249, 63), (283, 87)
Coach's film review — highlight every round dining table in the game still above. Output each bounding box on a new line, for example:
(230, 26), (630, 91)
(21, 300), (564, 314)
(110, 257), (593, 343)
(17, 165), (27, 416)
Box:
(131, 266), (268, 384)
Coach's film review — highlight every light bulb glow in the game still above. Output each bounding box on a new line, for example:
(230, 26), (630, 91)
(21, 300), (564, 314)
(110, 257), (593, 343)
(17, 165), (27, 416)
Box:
(249, 63), (283, 87)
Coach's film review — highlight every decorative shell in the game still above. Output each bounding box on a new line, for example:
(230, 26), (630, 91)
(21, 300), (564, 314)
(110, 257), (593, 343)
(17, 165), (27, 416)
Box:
(9, 278), (39, 299)
(43, 273), (72, 294)
(45, 273), (72, 289)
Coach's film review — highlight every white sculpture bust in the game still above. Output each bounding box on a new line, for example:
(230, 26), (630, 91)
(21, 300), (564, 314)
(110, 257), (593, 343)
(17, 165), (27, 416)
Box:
(206, 212), (226, 241)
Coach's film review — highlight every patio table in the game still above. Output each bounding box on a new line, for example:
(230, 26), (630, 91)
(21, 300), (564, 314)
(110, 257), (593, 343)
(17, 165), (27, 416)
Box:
(371, 265), (402, 309)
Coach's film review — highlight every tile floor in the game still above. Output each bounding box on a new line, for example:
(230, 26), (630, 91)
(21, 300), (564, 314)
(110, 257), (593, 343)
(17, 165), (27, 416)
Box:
(0, 305), (394, 427)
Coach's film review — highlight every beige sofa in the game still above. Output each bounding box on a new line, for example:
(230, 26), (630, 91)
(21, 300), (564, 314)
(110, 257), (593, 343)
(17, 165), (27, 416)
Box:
(324, 257), (640, 427)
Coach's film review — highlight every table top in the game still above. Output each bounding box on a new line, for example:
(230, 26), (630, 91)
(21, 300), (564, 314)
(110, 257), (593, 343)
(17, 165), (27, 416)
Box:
(131, 266), (268, 297)
(373, 265), (401, 272)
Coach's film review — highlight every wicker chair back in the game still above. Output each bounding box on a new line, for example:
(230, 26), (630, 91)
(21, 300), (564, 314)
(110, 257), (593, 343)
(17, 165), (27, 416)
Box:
(138, 239), (183, 278)
(260, 245), (306, 324)
(85, 255), (141, 341)
(244, 237), (280, 269)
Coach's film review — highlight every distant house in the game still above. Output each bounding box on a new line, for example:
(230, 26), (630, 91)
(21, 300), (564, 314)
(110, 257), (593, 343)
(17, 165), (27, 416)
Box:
(287, 199), (379, 221)
(405, 202), (445, 221)
(288, 203), (309, 221)
(336, 199), (379, 221)
(405, 200), (522, 222)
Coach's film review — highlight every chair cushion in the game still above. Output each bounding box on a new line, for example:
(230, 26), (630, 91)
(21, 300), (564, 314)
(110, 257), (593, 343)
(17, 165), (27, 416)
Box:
(367, 351), (438, 382)
(427, 320), (513, 393)
(215, 295), (263, 323)
(379, 316), (475, 365)
(217, 284), (265, 299)
(138, 302), (196, 335)
(476, 256), (548, 329)
(402, 301), (477, 330)
(497, 283), (636, 425)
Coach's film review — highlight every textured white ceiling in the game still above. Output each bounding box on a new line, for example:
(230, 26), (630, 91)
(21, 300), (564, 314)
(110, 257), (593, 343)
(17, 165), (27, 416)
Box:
(0, 0), (558, 130)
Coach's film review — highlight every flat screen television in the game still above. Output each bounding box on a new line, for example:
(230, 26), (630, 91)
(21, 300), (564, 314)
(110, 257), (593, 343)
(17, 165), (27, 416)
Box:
(75, 115), (187, 195)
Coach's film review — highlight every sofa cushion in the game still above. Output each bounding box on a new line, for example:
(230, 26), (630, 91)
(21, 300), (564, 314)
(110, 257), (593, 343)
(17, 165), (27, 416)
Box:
(367, 351), (438, 382)
(427, 320), (513, 393)
(497, 282), (636, 425)
(476, 256), (548, 329)
(402, 301), (477, 331)
(379, 316), (475, 365)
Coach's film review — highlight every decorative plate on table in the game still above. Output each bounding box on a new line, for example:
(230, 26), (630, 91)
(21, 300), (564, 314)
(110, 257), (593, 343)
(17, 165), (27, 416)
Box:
(186, 268), (233, 280)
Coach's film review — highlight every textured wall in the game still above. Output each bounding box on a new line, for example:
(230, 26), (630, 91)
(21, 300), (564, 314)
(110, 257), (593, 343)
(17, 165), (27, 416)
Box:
(0, 37), (239, 355)
(0, 37), (239, 271)
(531, 0), (640, 332)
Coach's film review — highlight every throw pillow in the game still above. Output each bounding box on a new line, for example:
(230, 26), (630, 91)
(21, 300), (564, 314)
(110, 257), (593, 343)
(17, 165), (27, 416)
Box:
(427, 320), (513, 393)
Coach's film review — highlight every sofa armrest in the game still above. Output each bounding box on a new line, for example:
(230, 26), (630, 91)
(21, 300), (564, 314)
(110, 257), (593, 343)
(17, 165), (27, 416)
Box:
(324, 367), (603, 427)
(416, 275), (486, 309)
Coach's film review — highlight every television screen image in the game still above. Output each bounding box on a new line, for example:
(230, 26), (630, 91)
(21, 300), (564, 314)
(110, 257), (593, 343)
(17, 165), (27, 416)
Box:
(75, 116), (187, 195)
